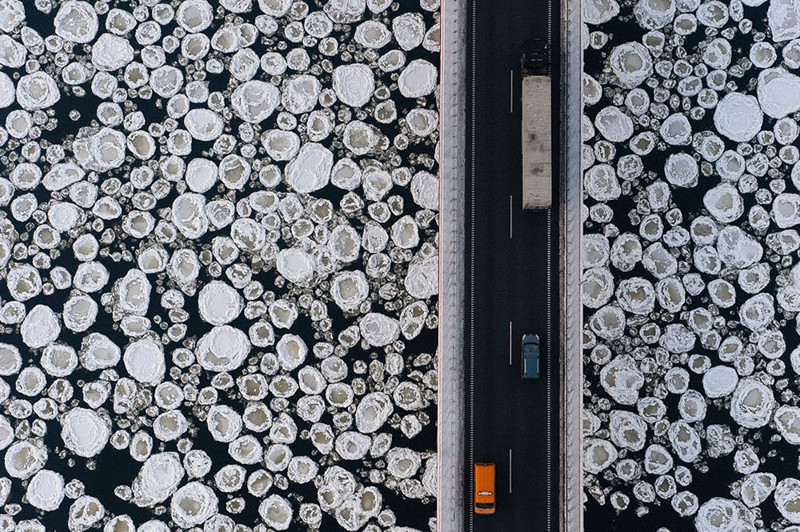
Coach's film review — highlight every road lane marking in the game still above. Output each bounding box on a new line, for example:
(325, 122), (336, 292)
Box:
(508, 448), (513, 494)
(546, 208), (552, 531)
(510, 69), (514, 113)
(469, 1), (477, 531)
(509, 195), (513, 239)
(508, 321), (512, 366)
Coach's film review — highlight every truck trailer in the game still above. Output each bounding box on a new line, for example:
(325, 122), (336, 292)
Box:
(521, 39), (552, 210)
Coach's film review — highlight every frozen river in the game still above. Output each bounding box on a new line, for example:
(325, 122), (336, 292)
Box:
(582, 0), (800, 530)
(0, 0), (440, 530)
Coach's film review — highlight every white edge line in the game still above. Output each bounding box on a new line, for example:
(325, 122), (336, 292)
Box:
(510, 69), (514, 113)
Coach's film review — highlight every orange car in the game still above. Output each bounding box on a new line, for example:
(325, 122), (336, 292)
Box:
(474, 463), (496, 514)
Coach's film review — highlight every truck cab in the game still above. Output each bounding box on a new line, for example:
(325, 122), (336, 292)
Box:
(474, 463), (496, 514)
(522, 38), (551, 76)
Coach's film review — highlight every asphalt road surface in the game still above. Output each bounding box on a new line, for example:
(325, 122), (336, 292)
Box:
(464, 1), (561, 531)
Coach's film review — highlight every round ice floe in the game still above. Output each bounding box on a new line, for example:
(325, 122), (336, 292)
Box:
(608, 41), (652, 88)
(21, 304), (60, 349)
(0, 72), (15, 108)
(331, 271), (369, 312)
(729, 378), (775, 429)
(92, 34), (134, 71)
(207, 405), (243, 443)
(714, 93), (763, 143)
(259, 0), (292, 16)
(702, 366), (738, 398)
(776, 478), (800, 523)
(774, 406), (800, 445)
(285, 143), (333, 193)
(405, 255), (438, 299)
(196, 325), (251, 373)
(276, 248), (314, 284)
(594, 106), (633, 142)
(716, 226), (762, 269)
(707, 279), (736, 308)
(282, 75), (321, 114)
(411, 171), (439, 210)
(0, 343), (21, 376)
(259, 494), (293, 531)
(584, 164), (621, 202)
(615, 277), (653, 315)
(695, 498), (755, 532)
(336, 431), (371, 460)
(659, 324), (696, 354)
(609, 410), (647, 451)
(667, 421), (701, 462)
(583, 267), (615, 309)
(769, 0), (800, 42)
(589, 305), (626, 341)
(5, 440), (47, 479)
(61, 407), (110, 458)
(54, 1), (98, 43)
(62, 295), (97, 333)
(80, 333), (120, 371)
(170, 481), (218, 528)
(393, 12), (425, 51)
(26, 470), (64, 512)
(276, 334), (307, 371)
(584, 438), (617, 474)
(356, 392), (394, 433)
(333, 64), (374, 108)
(599, 355), (643, 404)
(584, 0), (619, 25)
(659, 113), (691, 145)
(262, 130), (300, 162)
(231, 80), (280, 123)
(772, 193), (800, 228)
(185, 109), (224, 141)
(123, 339), (165, 386)
(355, 20), (391, 48)
(16, 72), (60, 110)
(360, 312), (400, 347)
(664, 153), (698, 188)
(132, 453), (184, 507)
(703, 183), (743, 223)
(398, 59), (437, 98)
(198, 281), (242, 325)
(702, 38), (732, 70)
(757, 68), (800, 119)
(739, 293), (775, 332)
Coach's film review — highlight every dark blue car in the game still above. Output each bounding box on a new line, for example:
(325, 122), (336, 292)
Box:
(522, 333), (540, 379)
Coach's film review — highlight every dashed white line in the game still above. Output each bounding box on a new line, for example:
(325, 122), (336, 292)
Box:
(510, 69), (514, 113)
(509, 195), (513, 239)
(546, 207), (553, 532)
(508, 321), (513, 366)
(468, 0), (477, 531)
(508, 448), (513, 494)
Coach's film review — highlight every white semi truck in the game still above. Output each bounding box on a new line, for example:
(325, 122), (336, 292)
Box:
(521, 39), (552, 210)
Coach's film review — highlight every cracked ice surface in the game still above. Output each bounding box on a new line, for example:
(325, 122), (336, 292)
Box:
(0, 0), (439, 530)
(582, 0), (800, 530)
